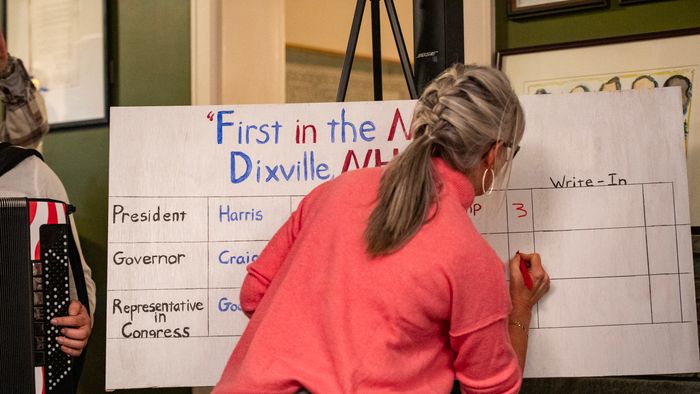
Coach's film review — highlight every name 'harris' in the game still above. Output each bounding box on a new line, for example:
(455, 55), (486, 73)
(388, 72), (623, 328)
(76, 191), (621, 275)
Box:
(219, 205), (263, 223)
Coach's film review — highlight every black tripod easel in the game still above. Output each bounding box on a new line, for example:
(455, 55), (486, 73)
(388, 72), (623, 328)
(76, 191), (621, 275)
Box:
(336, 0), (418, 102)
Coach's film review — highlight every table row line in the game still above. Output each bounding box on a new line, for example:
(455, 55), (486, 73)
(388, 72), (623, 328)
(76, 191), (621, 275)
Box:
(106, 225), (694, 290)
(485, 224), (694, 277)
(105, 320), (695, 340)
(108, 182), (684, 242)
(471, 182), (681, 234)
(106, 274), (696, 337)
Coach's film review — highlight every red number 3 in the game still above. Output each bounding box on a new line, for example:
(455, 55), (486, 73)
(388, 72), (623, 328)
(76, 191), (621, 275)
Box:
(512, 202), (528, 218)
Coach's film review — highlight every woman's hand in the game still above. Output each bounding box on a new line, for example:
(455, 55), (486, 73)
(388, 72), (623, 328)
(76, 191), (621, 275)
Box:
(507, 252), (550, 371)
(509, 252), (550, 313)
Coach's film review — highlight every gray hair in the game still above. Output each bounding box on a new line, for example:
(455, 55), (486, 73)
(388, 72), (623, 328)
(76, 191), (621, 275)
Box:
(365, 64), (525, 256)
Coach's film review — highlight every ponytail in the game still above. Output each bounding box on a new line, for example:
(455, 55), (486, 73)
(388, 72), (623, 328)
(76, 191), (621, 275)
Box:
(364, 64), (524, 257)
(365, 133), (435, 256)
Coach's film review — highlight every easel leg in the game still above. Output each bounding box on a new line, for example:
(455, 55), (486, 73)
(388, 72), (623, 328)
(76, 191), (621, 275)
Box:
(337, 0), (367, 102)
(337, 0), (417, 101)
(371, 0), (383, 100)
(385, 0), (417, 98)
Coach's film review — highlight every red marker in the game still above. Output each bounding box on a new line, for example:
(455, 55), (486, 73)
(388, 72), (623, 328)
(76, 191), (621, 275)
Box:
(518, 253), (533, 290)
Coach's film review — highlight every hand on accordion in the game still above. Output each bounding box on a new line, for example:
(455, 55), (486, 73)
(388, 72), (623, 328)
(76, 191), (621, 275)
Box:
(50, 300), (92, 357)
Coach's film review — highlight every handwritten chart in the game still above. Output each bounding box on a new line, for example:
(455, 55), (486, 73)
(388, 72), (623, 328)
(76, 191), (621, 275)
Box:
(106, 101), (416, 388)
(106, 90), (699, 389)
(474, 88), (699, 377)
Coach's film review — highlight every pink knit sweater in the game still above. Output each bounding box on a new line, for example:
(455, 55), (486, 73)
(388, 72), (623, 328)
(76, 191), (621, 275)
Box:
(213, 158), (521, 393)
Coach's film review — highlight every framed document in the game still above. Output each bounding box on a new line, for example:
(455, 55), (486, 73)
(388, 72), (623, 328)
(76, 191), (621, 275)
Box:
(6, 0), (108, 129)
(507, 0), (609, 19)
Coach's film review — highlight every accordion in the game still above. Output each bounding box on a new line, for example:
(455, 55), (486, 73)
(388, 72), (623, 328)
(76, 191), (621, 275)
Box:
(0, 198), (87, 393)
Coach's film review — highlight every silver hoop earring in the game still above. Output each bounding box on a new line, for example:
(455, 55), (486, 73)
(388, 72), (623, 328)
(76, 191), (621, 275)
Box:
(481, 168), (495, 196)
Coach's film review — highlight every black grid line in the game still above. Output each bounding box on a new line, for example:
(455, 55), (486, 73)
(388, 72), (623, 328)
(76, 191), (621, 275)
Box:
(107, 334), (243, 340)
(110, 194), (306, 199)
(109, 287), (241, 292)
(672, 183), (684, 321)
(108, 181), (674, 199)
(504, 191), (511, 266)
(480, 223), (689, 236)
(642, 185), (653, 322)
(529, 189), (540, 329)
(529, 320), (694, 330)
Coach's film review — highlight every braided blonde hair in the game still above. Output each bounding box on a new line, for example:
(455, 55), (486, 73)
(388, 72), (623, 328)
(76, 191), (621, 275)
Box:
(365, 64), (525, 256)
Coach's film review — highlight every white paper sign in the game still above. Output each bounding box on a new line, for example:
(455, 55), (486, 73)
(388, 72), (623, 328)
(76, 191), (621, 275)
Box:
(106, 101), (416, 389)
(106, 91), (699, 389)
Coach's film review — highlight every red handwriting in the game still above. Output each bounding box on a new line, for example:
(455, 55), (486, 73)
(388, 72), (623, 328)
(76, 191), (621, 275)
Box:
(387, 108), (410, 142)
(341, 148), (400, 173)
(512, 202), (528, 218)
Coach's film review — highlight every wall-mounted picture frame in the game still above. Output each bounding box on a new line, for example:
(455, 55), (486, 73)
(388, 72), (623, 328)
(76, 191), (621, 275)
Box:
(497, 27), (700, 227)
(619, 0), (669, 5)
(5, 0), (108, 130)
(507, 0), (609, 19)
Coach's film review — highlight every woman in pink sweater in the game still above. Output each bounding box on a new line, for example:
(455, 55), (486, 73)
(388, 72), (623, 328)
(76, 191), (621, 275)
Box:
(214, 64), (550, 393)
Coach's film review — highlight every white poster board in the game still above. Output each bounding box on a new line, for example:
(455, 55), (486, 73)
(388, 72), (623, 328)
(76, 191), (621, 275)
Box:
(106, 91), (699, 389)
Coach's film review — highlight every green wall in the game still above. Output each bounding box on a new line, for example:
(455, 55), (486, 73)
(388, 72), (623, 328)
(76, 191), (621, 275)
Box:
(42, 0), (191, 392)
(496, 0), (700, 50)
